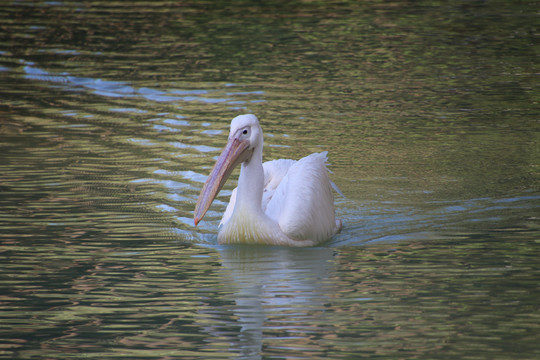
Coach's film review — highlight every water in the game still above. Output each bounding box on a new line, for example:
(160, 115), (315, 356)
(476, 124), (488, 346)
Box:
(1, 0), (539, 359)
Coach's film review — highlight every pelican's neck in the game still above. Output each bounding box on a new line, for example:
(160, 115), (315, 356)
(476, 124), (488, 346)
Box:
(235, 144), (264, 214)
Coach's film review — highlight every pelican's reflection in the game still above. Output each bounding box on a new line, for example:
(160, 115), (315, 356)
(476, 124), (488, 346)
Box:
(215, 245), (336, 359)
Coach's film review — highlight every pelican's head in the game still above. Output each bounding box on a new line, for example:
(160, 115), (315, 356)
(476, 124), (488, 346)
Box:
(194, 114), (262, 225)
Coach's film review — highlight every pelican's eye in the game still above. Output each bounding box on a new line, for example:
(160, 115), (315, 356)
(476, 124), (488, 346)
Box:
(242, 129), (248, 135)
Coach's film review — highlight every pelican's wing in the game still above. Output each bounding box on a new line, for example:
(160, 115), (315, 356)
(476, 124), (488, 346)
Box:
(261, 158), (295, 212)
(265, 152), (337, 242)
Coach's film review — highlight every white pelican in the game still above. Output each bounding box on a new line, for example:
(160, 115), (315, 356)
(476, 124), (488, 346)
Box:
(194, 114), (342, 247)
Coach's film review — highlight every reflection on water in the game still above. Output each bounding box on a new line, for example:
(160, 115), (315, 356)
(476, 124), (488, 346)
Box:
(208, 246), (335, 359)
(1, 0), (539, 359)
(3, 233), (539, 359)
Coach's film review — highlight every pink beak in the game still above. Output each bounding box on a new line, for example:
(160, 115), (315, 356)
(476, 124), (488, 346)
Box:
(194, 135), (251, 226)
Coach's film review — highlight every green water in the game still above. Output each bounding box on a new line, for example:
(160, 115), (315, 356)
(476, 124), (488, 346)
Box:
(1, 1), (539, 359)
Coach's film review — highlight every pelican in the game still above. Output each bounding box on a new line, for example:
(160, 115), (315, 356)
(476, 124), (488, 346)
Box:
(194, 114), (342, 247)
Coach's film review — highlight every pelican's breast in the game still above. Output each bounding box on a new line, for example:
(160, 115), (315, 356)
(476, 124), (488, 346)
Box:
(218, 208), (281, 245)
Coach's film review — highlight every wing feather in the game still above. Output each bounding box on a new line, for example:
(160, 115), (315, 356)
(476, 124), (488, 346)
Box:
(266, 152), (337, 242)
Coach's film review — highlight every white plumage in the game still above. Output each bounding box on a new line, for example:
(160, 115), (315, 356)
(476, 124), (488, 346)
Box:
(194, 114), (341, 247)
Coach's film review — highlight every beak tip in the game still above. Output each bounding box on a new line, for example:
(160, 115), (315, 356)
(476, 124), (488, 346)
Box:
(194, 217), (199, 226)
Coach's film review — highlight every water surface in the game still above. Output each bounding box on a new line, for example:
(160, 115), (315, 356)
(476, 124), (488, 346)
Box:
(1, 1), (539, 359)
